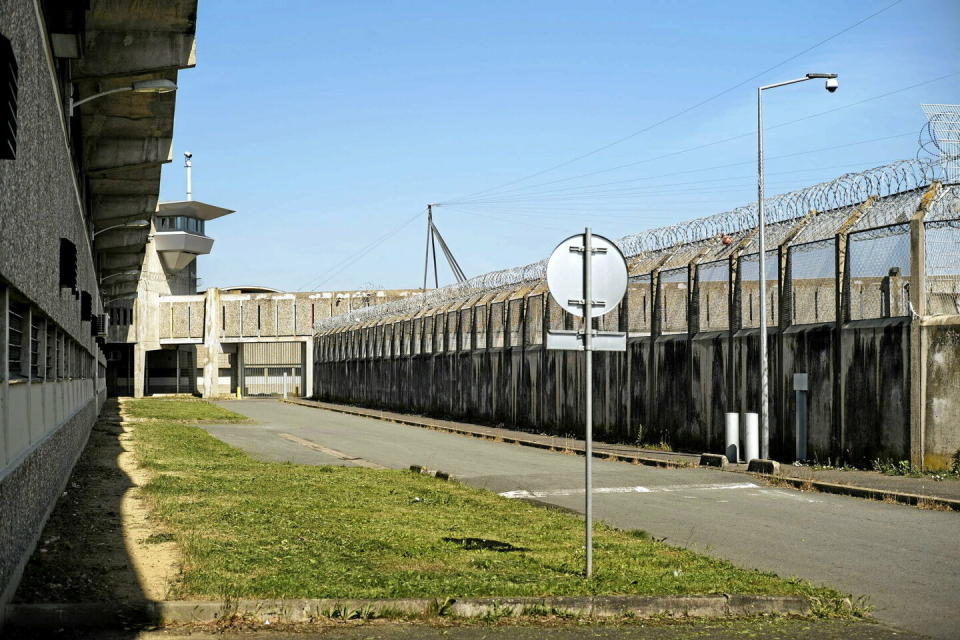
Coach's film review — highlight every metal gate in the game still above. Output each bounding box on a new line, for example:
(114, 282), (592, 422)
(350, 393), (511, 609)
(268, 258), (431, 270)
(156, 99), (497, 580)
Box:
(242, 365), (302, 396)
(240, 342), (304, 396)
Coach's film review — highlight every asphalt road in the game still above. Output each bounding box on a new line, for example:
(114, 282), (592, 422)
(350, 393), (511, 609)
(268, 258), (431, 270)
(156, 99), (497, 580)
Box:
(208, 400), (959, 639)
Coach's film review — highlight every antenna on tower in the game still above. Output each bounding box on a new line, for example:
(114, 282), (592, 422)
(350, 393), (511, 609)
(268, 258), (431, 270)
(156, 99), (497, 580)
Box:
(184, 151), (193, 200)
(422, 204), (467, 291)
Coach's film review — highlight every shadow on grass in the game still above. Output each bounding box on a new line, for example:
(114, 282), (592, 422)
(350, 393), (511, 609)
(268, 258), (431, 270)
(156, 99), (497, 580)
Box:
(442, 537), (529, 553)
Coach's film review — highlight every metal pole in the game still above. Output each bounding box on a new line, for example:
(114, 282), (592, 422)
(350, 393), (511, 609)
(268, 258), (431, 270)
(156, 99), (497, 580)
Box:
(757, 87), (769, 461)
(431, 224), (440, 289)
(185, 153), (193, 201)
(583, 227), (593, 578)
(423, 205), (433, 292)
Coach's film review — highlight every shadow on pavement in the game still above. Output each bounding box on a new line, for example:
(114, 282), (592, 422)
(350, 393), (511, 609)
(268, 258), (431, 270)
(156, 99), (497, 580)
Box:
(9, 398), (157, 638)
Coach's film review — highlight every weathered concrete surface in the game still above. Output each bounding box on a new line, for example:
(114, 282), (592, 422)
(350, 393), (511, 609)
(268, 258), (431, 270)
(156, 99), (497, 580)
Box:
(315, 317), (927, 465)
(4, 619), (925, 640)
(209, 401), (960, 639)
(924, 323), (960, 469)
(4, 594), (818, 628)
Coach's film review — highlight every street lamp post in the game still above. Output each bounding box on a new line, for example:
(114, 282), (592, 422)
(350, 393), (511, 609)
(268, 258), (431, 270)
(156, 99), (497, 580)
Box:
(757, 73), (837, 460)
(93, 219), (150, 238)
(69, 79), (177, 116)
(99, 270), (140, 284)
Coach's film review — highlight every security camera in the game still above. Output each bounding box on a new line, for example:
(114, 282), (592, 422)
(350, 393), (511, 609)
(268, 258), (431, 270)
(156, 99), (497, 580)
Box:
(183, 151), (193, 158)
(825, 77), (839, 93)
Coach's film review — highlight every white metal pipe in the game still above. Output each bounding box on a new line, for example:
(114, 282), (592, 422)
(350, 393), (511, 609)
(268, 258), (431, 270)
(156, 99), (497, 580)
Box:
(725, 412), (740, 463)
(744, 412), (760, 463)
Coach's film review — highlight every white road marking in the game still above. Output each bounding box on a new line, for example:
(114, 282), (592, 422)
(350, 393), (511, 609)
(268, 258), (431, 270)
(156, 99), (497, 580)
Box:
(754, 489), (823, 503)
(499, 482), (758, 499)
(278, 433), (386, 469)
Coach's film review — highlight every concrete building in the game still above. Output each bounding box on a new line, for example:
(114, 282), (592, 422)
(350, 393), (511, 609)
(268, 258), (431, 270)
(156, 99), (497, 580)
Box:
(132, 285), (421, 398)
(0, 0), (200, 619)
(102, 197), (235, 398)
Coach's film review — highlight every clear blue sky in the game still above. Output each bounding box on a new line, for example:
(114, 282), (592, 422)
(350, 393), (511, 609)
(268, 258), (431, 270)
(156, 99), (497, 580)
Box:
(158, 0), (960, 292)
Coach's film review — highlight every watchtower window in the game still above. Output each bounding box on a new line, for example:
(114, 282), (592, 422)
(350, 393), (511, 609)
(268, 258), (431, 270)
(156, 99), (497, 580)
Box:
(157, 216), (204, 234)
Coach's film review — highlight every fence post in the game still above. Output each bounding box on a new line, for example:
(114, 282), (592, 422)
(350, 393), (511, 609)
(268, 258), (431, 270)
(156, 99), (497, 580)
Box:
(729, 243), (744, 429)
(909, 182), (941, 469)
(773, 211), (815, 458)
(649, 267), (664, 441)
(832, 196), (877, 464)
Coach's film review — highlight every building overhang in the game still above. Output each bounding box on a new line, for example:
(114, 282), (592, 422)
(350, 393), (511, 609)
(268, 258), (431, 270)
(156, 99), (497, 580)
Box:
(57, 1), (199, 283)
(153, 230), (214, 271)
(157, 200), (235, 221)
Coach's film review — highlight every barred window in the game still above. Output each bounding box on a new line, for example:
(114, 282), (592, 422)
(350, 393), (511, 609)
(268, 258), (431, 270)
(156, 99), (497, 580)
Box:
(8, 301), (25, 378)
(30, 313), (40, 379)
(45, 323), (55, 378)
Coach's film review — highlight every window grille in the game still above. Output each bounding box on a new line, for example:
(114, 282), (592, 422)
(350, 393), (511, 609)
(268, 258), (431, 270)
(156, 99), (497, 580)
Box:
(46, 323), (55, 378)
(8, 302), (24, 378)
(30, 314), (40, 379)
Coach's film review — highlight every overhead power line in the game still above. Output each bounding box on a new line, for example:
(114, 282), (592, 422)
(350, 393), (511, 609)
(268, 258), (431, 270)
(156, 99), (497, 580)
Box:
(450, 0), (906, 202)
(450, 132), (914, 206)
(297, 209), (425, 292)
(445, 70), (958, 205)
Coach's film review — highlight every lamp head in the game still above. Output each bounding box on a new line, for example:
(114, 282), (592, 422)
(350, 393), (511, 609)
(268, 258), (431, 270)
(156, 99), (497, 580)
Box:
(131, 79), (177, 93)
(127, 219), (150, 228)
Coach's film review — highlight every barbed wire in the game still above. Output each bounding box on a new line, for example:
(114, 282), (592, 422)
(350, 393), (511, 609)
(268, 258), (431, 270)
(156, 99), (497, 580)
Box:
(315, 157), (953, 334)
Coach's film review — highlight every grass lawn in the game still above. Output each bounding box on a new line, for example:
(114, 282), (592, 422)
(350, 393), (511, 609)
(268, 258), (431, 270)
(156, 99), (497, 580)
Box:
(128, 398), (848, 604)
(123, 398), (248, 422)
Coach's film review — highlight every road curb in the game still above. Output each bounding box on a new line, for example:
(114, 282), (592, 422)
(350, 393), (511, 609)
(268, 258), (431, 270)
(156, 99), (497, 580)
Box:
(281, 399), (689, 470)
(768, 476), (960, 512)
(5, 594), (820, 629)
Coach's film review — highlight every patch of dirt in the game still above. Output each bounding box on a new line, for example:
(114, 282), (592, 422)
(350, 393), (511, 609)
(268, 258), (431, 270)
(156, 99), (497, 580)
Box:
(117, 399), (181, 600)
(13, 399), (181, 603)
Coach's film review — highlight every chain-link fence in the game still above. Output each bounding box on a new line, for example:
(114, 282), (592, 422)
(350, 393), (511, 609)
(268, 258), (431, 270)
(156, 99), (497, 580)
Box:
(627, 274), (652, 334)
(659, 267), (688, 333)
(847, 224), (911, 320)
(315, 158), (948, 334)
(925, 219), (960, 315)
(696, 259), (729, 331)
(739, 250), (778, 327)
(789, 239), (836, 324)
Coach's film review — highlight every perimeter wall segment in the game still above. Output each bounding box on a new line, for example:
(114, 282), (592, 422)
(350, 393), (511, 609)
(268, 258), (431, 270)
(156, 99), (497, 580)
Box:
(314, 165), (960, 470)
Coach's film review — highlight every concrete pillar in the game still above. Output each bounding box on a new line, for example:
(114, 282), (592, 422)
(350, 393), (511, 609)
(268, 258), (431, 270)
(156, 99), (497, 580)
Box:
(202, 288), (222, 399)
(909, 182), (940, 469)
(728, 253), (741, 418)
(832, 196), (876, 464)
(305, 336), (314, 398)
(237, 342), (245, 397)
(133, 343), (146, 398)
(649, 268), (663, 436)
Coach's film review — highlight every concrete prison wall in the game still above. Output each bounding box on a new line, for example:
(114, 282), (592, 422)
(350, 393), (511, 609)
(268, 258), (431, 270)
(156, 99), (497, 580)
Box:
(314, 182), (960, 469)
